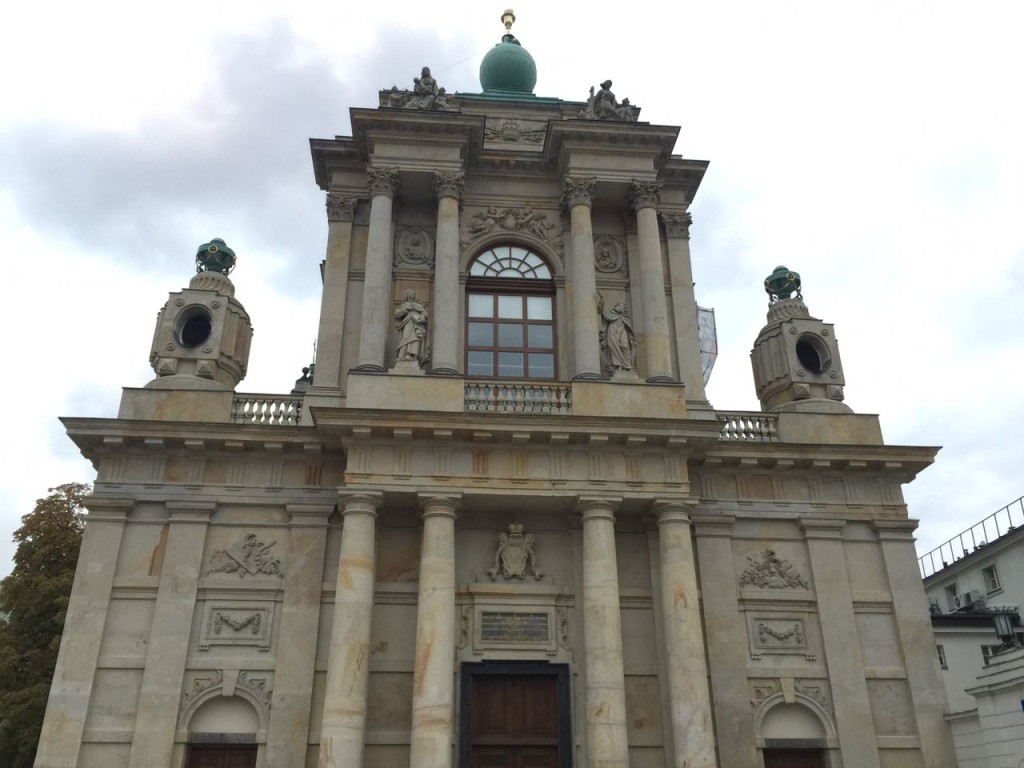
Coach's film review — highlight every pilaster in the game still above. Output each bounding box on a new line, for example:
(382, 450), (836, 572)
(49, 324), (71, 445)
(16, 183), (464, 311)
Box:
(128, 502), (214, 768)
(356, 168), (400, 371)
(265, 503), (333, 768)
(662, 211), (708, 403)
(564, 177), (602, 379)
(409, 494), (461, 768)
(801, 518), (881, 767)
(692, 513), (756, 767)
(431, 171), (464, 375)
(311, 194), (357, 394)
(318, 493), (382, 768)
(34, 497), (131, 768)
(629, 181), (674, 382)
(579, 496), (630, 768)
(655, 501), (716, 768)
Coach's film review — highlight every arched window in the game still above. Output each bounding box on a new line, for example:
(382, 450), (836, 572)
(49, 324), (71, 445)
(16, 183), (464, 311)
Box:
(466, 245), (556, 379)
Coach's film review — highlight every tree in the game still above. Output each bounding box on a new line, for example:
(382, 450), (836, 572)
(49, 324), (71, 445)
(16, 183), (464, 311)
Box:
(0, 483), (89, 768)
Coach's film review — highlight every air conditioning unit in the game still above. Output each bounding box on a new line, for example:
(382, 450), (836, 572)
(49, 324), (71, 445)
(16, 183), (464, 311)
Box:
(954, 590), (983, 609)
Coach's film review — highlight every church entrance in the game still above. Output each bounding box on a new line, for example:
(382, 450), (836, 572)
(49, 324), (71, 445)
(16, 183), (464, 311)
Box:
(460, 662), (571, 768)
(763, 748), (826, 768)
(184, 744), (257, 768)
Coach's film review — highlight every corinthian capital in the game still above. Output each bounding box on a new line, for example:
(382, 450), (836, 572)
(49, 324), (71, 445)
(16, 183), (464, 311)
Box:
(660, 211), (693, 240)
(367, 167), (400, 199)
(562, 176), (596, 209)
(433, 170), (465, 200)
(325, 193), (358, 223)
(629, 180), (662, 211)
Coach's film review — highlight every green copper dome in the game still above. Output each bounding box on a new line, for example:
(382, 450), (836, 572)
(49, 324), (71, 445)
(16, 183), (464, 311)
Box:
(480, 11), (537, 94)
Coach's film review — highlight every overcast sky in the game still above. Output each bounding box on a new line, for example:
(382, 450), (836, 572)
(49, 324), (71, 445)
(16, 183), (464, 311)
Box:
(2, 1), (1022, 579)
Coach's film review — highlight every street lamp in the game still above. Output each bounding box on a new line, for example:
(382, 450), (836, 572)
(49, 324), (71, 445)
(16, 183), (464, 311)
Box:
(993, 610), (1020, 650)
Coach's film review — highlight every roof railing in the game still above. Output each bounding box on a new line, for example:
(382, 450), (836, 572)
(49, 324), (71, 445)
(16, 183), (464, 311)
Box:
(919, 495), (1024, 579)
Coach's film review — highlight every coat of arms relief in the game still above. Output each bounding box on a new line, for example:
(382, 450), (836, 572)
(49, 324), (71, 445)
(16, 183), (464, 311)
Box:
(488, 523), (543, 581)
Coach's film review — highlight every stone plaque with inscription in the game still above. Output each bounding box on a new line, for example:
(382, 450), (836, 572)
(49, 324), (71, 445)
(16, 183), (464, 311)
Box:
(481, 611), (549, 643)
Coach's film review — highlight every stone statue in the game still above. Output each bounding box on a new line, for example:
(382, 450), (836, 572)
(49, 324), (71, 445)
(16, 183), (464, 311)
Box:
(582, 80), (638, 122)
(599, 295), (637, 372)
(385, 66), (456, 111)
(394, 289), (429, 366)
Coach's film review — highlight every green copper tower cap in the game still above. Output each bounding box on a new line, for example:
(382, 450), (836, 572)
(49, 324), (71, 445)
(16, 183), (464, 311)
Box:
(479, 9), (537, 95)
(764, 265), (802, 304)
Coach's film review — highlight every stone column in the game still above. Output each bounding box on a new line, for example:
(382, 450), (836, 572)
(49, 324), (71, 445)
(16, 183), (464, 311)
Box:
(630, 181), (674, 382)
(564, 177), (602, 379)
(691, 513), (757, 767)
(311, 194), (358, 392)
(430, 171), (464, 375)
(873, 520), (957, 767)
(802, 518), (881, 767)
(662, 212), (708, 403)
(128, 502), (214, 768)
(34, 497), (131, 768)
(355, 167), (399, 371)
(265, 503), (333, 768)
(655, 501), (715, 768)
(409, 494), (461, 768)
(318, 493), (381, 768)
(579, 497), (629, 768)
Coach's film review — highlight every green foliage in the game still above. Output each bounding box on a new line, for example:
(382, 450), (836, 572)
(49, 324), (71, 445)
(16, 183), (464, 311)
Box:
(0, 483), (88, 768)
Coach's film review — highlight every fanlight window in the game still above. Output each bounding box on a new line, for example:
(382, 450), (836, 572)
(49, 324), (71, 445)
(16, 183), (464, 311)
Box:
(469, 246), (551, 279)
(466, 246), (556, 380)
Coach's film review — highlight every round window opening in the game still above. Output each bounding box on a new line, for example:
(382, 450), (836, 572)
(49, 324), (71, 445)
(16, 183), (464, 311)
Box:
(177, 308), (213, 348)
(796, 335), (830, 374)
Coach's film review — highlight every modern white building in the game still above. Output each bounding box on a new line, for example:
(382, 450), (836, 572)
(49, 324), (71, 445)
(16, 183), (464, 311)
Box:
(920, 496), (1024, 767)
(37, 15), (957, 768)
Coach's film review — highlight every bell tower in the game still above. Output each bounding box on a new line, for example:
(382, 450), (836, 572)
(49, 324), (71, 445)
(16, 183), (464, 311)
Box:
(750, 265), (851, 413)
(146, 238), (253, 390)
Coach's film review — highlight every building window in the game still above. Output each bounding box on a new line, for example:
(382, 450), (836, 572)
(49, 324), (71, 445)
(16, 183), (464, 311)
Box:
(936, 644), (947, 669)
(466, 246), (556, 379)
(982, 565), (1001, 594)
(944, 583), (958, 612)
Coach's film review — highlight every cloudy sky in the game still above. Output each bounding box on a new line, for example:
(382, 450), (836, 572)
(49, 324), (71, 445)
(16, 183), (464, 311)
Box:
(2, 0), (1022, 579)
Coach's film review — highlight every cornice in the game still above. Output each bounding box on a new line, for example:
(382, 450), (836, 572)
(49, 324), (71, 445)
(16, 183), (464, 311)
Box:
(545, 120), (681, 172)
(692, 442), (939, 479)
(349, 107), (486, 161)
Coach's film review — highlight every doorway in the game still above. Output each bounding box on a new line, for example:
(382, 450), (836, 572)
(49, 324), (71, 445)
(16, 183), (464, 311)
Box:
(184, 744), (257, 768)
(460, 662), (571, 768)
(763, 748), (825, 768)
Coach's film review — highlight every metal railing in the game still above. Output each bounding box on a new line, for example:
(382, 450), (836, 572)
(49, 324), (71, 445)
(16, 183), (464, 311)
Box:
(231, 395), (303, 425)
(717, 412), (779, 442)
(464, 381), (572, 414)
(919, 495), (1024, 579)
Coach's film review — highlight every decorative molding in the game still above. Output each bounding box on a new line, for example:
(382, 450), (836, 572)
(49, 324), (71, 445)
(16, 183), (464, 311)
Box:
(796, 680), (834, 718)
(562, 177), (596, 209)
(460, 206), (563, 250)
(433, 170), (465, 200)
(206, 534), (282, 579)
(181, 670), (223, 715)
(489, 523), (543, 581)
(629, 181), (662, 211)
(393, 225), (435, 268)
(556, 606), (571, 650)
(748, 616), (814, 660)
(179, 669), (273, 729)
(237, 671), (273, 710)
(484, 116), (546, 144)
(739, 549), (809, 589)
(326, 193), (358, 223)
(366, 167), (399, 199)
(593, 234), (629, 276)
(199, 604), (274, 651)
(661, 211), (692, 240)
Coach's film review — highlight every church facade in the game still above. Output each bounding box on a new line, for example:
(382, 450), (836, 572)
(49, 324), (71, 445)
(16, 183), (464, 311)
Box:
(37, 18), (955, 768)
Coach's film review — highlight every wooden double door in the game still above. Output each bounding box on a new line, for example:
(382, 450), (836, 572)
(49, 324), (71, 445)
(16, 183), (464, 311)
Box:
(461, 663), (571, 768)
(763, 749), (826, 768)
(184, 744), (257, 768)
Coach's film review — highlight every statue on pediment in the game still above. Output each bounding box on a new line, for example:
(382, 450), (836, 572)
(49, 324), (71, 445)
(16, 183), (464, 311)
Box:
(582, 80), (638, 122)
(385, 66), (457, 111)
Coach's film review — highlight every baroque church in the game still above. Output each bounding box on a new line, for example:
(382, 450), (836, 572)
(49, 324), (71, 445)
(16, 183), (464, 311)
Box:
(37, 13), (956, 768)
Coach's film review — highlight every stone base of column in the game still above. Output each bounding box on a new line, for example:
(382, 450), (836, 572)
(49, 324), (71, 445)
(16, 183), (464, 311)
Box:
(645, 374), (677, 384)
(389, 361), (426, 375)
(610, 370), (641, 382)
(572, 372), (603, 381)
(429, 367), (462, 376)
(353, 363), (386, 372)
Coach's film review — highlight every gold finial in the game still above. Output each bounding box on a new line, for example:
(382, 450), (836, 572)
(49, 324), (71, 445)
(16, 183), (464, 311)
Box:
(502, 9), (516, 33)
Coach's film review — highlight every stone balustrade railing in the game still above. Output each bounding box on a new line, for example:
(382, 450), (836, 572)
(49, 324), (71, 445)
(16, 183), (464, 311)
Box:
(231, 395), (303, 425)
(465, 381), (572, 414)
(717, 411), (778, 442)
